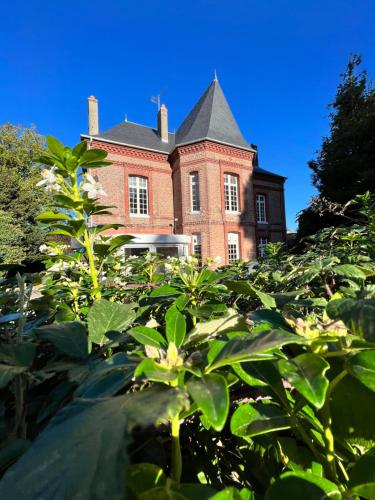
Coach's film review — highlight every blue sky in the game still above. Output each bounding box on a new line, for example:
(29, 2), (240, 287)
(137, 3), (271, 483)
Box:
(1, 0), (374, 229)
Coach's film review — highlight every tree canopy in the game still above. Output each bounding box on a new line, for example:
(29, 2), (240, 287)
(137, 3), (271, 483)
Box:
(297, 55), (375, 238)
(0, 124), (49, 264)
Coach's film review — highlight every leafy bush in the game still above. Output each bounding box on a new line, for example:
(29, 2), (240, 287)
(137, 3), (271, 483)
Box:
(0, 137), (374, 499)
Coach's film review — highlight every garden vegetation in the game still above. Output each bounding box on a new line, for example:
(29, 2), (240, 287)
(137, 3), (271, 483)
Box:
(0, 137), (374, 499)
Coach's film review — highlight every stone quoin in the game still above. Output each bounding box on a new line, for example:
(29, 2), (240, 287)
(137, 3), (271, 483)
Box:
(81, 78), (287, 264)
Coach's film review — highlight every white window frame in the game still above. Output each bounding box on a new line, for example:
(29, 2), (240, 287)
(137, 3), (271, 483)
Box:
(258, 237), (268, 257)
(224, 173), (239, 212)
(256, 194), (267, 223)
(129, 176), (149, 216)
(228, 232), (239, 262)
(190, 172), (200, 212)
(192, 233), (202, 256)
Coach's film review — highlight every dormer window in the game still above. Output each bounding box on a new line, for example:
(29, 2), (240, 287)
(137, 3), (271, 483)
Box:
(129, 176), (148, 216)
(224, 174), (239, 212)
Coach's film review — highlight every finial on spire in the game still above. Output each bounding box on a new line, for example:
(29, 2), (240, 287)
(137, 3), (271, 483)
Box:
(214, 69), (218, 81)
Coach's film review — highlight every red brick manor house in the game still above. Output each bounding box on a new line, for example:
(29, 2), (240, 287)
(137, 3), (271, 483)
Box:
(82, 78), (286, 264)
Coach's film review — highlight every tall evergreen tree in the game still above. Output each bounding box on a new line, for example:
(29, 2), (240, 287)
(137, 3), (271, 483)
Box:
(297, 55), (375, 238)
(0, 124), (49, 264)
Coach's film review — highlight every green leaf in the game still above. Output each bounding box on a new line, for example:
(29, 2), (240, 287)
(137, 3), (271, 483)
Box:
(265, 471), (341, 499)
(331, 374), (375, 439)
(209, 487), (254, 499)
(87, 299), (136, 345)
(326, 298), (375, 341)
(345, 350), (375, 392)
(150, 285), (181, 298)
(278, 354), (330, 409)
(184, 308), (248, 346)
(46, 135), (65, 159)
(208, 330), (305, 371)
(128, 326), (167, 348)
(187, 374), (229, 431)
(0, 342), (36, 367)
(166, 306), (186, 347)
(72, 141), (87, 157)
(256, 290), (276, 309)
(126, 463), (167, 499)
(231, 402), (293, 438)
(35, 322), (88, 359)
(349, 448), (375, 499)
(0, 386), (187, 500)
(134, 359), (177, 382)
(0, 364), (26, 388)
(36, 211), (72, 222)
(334, 264), (367, 280)
(79, 148), (108, 164)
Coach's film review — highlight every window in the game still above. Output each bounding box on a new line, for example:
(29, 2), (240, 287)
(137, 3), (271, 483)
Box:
(256, 194), (267, 223)
(224, 174), (239, 212)
(129, 176), (148, 215)
(190, 172), (200, 212)
(228, 232), (239, 262)
(258, 237), (268, 258)
(192, 234), (202, 257)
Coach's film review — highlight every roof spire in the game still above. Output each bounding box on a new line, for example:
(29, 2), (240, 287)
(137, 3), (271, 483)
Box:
(214, 69), (218, 81)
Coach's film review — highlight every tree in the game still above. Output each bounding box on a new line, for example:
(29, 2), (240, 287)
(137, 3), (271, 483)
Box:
(0, 124), (49, 264)
(297, 55), (375, 238)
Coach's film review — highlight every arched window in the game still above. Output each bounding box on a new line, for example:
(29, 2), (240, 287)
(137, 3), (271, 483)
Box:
(190, 172), (200, 212)
(129, 176), (148, 215)
(228, 232), (239, 262)
(256, 194), (267, 223)
(224, 174), (239, 212)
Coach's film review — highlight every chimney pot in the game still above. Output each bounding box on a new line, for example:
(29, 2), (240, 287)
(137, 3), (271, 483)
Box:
(88, 96), (99, 135)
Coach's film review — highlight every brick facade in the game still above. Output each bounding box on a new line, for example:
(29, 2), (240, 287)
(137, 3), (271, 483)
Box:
(84, 79), (287, 263)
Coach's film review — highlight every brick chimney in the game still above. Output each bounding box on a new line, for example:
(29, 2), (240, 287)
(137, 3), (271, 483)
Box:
(88, 95), (99, 136)
(157, 104), (168, 143)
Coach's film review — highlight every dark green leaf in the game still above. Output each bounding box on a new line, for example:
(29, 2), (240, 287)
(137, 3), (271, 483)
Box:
(36, 211), (71, 222)
(0, 365), (26, 388)
(231, 402), (293, 437)
(128, 326), (167, 348)
(46, 136), (65, 159)
(87, 299), (136, 345)
(166, 306), (186, 347)
(187, 374), (229, 431)
(265, 471), (341, 499)
(208, 330), (305, 371)
(126, 463), (166, 499)
(349, 448), (375, 499)
(326, 298), (375, 341)
(0, 342), (36, 367)
(35, 322), (88, 359)
(0, 440), (31, 472)
(278, 354), (330, 409)
(134, 359), (177, 382)
(345, 350), (375, 392)
(334, 264), (367, 280)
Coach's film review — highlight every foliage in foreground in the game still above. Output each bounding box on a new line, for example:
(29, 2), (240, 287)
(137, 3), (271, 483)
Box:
(0, 137), (374, 499)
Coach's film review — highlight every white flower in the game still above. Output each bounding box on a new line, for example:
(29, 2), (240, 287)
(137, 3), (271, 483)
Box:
(186, 255), (194, 264)
(213, 256), (222, 264)
(39, 244), (48, 253)
(164, 262), (173, 272)
(123, 266), (132, 277)
(36, 167), (60, 192)
(81, 173), (106, 199)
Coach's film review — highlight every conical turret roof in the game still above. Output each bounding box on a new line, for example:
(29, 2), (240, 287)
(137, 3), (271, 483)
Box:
(175, 79), (253, 151)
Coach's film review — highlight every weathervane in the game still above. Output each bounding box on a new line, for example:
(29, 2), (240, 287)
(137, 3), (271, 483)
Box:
(150, 94), (161, 110)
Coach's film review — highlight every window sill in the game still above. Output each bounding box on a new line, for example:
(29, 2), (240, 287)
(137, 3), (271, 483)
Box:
(225, 211), (241, 215)
(190, 211), (201, 215)
(129, 214), (150, 218)
(257, 221), (268, 225)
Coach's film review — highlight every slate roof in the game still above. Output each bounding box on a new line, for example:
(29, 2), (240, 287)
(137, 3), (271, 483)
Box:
(82, 121), (175, 154)
(175, 79), (253, 151)
(81, 79), (283, 180)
